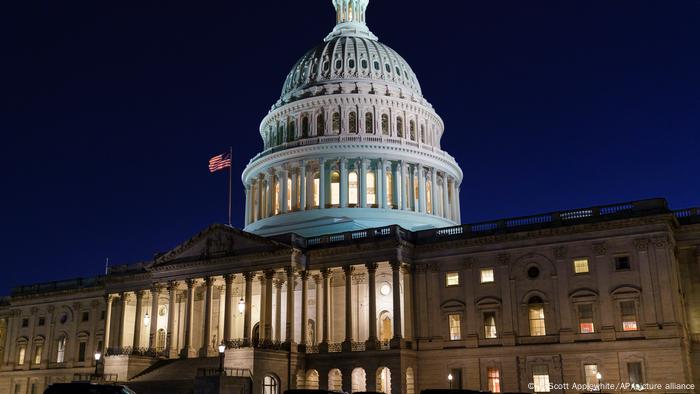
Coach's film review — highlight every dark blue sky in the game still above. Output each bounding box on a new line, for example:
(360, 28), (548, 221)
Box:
(1, 1), (698, 295)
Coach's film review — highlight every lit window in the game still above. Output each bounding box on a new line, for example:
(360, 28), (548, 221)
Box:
(386, 171), (393, 207)
(578, 304), (595, 333)
(448, 314), (461, 340)
(274, 182), (280, 214)
(56, 337), (66, 363)
(366, 172), (376, 205)
(532, 365), (551, 393)
(574, 258), (589, 274)
(426, 180), (432, 214)
(445, 272), (459, 287)
(528, 297), (546, 336)
(480, 268), (495, 283)
(287, 177), (292, 210)
(263, 375), (279, 394)
(487, 368), (501, 393)
(17, 344), (26, 365)
(621, 301), (638, 331)
(627, 362), (644, 387)
(313, 175), (320, 208)
(484, 312), (497, 339)
(584, 364), (600, 386)
(33, 345), (42, 365)
(330, 171), (340, 206)
(615, 256), (631, 271)
(348, 171), (358, 205)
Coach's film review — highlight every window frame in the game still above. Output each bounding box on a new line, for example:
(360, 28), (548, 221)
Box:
(487, 368), (501, 393)
(480, 268), (495, 284)
(483, 311), (498, 339)
(573, 258), (590, 274)
(531, 365), (551, 393)
(445, 272), (460, 287)
(528, 297), (546, 337)
(614, 255), (632, 271)
(577, 303), (596, 334)
(448, 314), (462, 341)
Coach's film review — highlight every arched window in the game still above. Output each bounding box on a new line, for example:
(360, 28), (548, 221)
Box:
(349, 171), (359, 206)
(420, 125), (425, 143)
(386, 171), (393, 208)
(367, 171), (376, 206)
(317, 113), (325, 136)
(287, 177), (293, 211)
(365, 113), (373, 134)
(396, 117), (404, 138)
(381, 114), (389, 135)
(277, 125), (284, 145)
(263, 375), (279, 394)
(330, 171), (340, 206)
(274, 181), (280, 215)
(287, 121), (296, 142)
(17, 342), (27, 366)
(409, 120), (416, 141)
(56, 337), (66, 363)
(302, 116), (309, 138)
(157, 329), (166, 351)
(413, 173), (419, 209)
(349, 112), (357, 133)
(332, 112), (341, 134)
(426, 180), (432, 214)
(267, 126), (273, 148)
(528, 296), (546, 336)
(312, 173), (320, 208)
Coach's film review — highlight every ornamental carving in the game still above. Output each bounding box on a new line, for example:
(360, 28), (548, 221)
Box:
(652, 236), (668, 248)
(497, 253), (510, 266)
(634, 238), (650, 251)
(593, 242), (607, 256)
(553, 246), (567, 260)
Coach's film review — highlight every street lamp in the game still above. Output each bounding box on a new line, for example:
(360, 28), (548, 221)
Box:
(238, 298), (245, 314)
(448, 373), (453, 389)
(217, 344), (226, 375)
(596, 372), (603, 391)
(143, 313), (151, 327)
(93, 352), (102, 379)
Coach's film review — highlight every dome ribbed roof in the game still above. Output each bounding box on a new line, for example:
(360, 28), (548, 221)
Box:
(280, 36), (423, 101)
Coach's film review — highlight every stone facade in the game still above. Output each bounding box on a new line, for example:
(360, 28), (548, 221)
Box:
(1, 200), (699, 394)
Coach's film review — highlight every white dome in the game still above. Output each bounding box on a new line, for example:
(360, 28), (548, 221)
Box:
(280, 36), (422, 105)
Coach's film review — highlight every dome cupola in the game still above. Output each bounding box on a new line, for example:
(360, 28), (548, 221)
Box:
(241, 0), (463, 237)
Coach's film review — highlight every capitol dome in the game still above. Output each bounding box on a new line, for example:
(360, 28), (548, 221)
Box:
(242, 0), (463, 237)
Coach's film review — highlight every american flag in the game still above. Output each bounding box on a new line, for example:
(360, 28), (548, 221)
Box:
(208, 152), (231, 173)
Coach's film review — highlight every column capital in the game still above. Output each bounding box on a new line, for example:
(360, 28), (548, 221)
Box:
(105, 294), (116, 303)
(167, 281), (178, 291)
(274, 279), (284, 289)
(243, 271), (255, 282)
(320, 268), (332, 278)
(285, 265), (297, 275)
(151, 283), (164, 294)
(185, 278), (197, 288)
(313, 274), (322, 284)
(343, 265), (354, 275)
(203, 276), (215, 287)
(264, 270), (276, 280)
(135, 290), (146, 299)
(390, 260), (403, 271)
(365, 262), (378, 273)
(224, 273), (235, 284)
(299, 270), (310, 281)
(340, 157), (348, 166)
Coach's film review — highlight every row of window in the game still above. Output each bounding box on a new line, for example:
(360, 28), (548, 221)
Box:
(449, 361), (644, 393)
(265, 112), (437, 148)
(15, 335), (102, 367)
(447, 297), (638, 340)
(20, 310), (105, 329)
(444, 255), (633, 287)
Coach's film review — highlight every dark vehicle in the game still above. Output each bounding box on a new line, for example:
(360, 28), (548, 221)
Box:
(43, 383), (136, 394)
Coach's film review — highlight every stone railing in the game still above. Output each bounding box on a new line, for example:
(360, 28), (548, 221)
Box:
(12, 276), (106, 296)
(674, 208), (700, 224)
(73, 373), (118, 383)
(328, 343), (342, 353)
(106, 347), (163, 358)
(196, 368), (252, 378)
(351, 342), (366, 352)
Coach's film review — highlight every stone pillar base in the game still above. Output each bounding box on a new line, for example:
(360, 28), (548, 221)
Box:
(390, 337), (405, 349)
(181, 347), (198, 359)
(365, 338), (378, 350)
(318, 342), (329, 353)
(167, 349), (179, 359)
(341, 340), (353, 352)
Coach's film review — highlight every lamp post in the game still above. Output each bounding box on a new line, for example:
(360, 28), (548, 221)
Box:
(238, 298), (245, 314)
(218, 344), (226, 375)
(596, 372), (603, 392)
(94, 352), (102, 380)
(448, 373), (453, 389)
(143, 313), (151, 327)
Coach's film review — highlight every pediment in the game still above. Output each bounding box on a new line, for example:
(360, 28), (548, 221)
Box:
(153, 224), (290, 266)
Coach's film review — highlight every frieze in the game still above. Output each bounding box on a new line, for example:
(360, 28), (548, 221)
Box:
(634, 238), (650, 251)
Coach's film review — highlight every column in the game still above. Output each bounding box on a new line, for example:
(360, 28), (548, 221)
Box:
(377, 159), (384, 209)
(400, 161), (407, 210)
(306, 162), (314, 208)
(442, 176), (450, 219)
(244, 183), (252, 225)
(418, 164), (427, 213)
(103, 295), (114, 352)
(200, 277), (215, 356)
(320, 269), (331, 350)
(132, 291), (144, 349)
(258, 275), (266, 342)
(300, 271), (309, 347)
(166, 282), (178, 358)
(257, 176), (265, 219)
(381, 160), (389, 209)
(266, 170), (275, 217)
(291, 167), (298, 211)
(223, 274), (234, 343)
(280, 167), (289, 214)
(359, 159), (368, 208)
(182, 279), (196, 358)
(390, 262), (404, 348)
(274, 279), (283, 342)
(315, 275), (322, 344)
(285, 267), (296, 345)
(318, 158), (326, 209)
(264, 271), (275, 342)
(402, 266), (414, 340)
(342, 266), (354, 351)
(243, 272), (254, 344)
(149, 285), (161, 350)
(448, 178), (457, 221)
(365, 263), (378, 349)
(118, 292), (128, 348)
(430, 167), (438, 215)
(456, 185), (461, 223)
(340, 158), (348, 208)
(300, 161), (307, 211)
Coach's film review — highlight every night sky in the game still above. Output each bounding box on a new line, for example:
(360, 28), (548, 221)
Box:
(1, 1), (698, 295)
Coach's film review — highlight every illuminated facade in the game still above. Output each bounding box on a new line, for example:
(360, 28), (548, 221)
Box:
(2, 2), (700, 394)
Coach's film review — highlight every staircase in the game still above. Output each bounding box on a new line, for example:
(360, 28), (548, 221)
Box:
(125, 357), (220, 394)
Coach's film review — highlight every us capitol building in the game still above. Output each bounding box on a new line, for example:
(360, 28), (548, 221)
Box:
(2, 1), (700, 393)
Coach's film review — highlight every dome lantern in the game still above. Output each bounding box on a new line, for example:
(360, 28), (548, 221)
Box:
(325, 0), (377, 41)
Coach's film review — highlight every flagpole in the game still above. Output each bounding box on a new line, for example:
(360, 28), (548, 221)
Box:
(228, 146), (232, 226)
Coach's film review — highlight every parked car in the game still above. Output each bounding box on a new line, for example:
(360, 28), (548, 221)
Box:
(44, 383), (136, 394)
